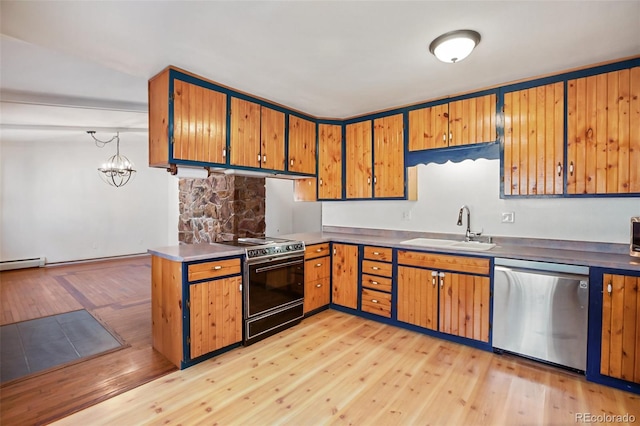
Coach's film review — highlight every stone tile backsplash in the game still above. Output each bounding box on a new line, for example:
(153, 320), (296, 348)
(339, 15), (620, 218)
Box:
(178, 174), (265, 244)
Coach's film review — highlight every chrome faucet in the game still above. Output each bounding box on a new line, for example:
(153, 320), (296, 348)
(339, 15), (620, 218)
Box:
(457, 205), (472, 241)
(456, 205), (492, 243)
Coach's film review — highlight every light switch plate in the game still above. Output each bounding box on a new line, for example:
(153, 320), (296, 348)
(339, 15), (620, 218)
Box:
(501, 212), (515, 223)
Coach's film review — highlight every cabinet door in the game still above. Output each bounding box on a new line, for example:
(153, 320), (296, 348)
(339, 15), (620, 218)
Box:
(345, 120), (373, 199)
(601, 274), (640, 383)
(408, 103), (449, 151)
(567, 67), (640, 194)
(397, 266), (438, 331)
(439, 272), (490, 342)
(373, 114), (405, 198)
(230, 97), (261, 168)
(173, 79), (227, 164)
(503, 82), (564, 196)
(260, 107), (285, 171)
(288, 115), (317, 174)
(189, 276), (242, 359)
(318, 123), (343, 199)
(448, 94), (496, 147)
(331, 244), (359, 309)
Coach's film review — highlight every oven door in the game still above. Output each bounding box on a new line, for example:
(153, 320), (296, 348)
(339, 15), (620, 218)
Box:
(246, 255), (304, 318)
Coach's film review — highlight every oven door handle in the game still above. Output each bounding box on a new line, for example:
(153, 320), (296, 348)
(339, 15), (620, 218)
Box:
(254, 259), (304, 274)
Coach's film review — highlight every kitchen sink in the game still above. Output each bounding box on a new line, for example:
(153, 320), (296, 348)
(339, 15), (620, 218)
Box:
(400, 238), (496, 251)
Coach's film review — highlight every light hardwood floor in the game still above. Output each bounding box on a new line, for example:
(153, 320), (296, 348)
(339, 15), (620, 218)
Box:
(0, 257), (177, 425)
(53, 309), (639, 426)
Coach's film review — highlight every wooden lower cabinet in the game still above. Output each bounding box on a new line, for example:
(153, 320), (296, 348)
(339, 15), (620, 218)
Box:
(361, 288), (391, 318)
(331, 243), (359, 309)
(397, 251), (491, 343)
(397, 266), (438, 331)
(601, 273), (640, 384)
(360, 245), (393, 318)
(151, 255), (243, 369)
(439, 272), (490, 342)
(189, 276), (242, 359)
(304, 244), (331, 314)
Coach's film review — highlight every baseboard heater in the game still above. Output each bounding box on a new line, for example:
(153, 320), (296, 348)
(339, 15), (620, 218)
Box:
(0, 257), (46, 271)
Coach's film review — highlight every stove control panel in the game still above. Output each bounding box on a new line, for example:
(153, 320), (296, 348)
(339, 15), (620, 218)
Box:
(246, 242), (305, 259)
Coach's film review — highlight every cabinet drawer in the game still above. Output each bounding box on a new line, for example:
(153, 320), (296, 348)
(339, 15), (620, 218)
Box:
(363, 246), (392, 262)
(187, 258), (241, 282)
(304, 278), (330, 313)
(361, 274), (392, 293)
(305, 257), (330, 282)
(305, 243), (330, 260)
(397, 250), (489, 275)
(362, 260), (393, 277)
(361, 288), (391, 318)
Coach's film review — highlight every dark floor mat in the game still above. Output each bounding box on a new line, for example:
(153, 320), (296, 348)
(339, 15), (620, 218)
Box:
(0, 310), (122, 383)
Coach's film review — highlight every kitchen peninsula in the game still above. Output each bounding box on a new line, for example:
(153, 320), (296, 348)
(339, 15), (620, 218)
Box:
(150, 226), (640, 395)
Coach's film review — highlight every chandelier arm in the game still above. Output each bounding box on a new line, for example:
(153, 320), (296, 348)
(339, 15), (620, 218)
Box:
(88, 131), (119, 148)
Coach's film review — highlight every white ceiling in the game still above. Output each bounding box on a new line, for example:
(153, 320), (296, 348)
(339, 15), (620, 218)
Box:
(1, 1), (639, 142)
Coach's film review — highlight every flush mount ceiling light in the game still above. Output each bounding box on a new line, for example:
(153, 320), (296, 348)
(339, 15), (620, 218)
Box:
(429, 29), (481, 63)
(88, 131), (136, 187)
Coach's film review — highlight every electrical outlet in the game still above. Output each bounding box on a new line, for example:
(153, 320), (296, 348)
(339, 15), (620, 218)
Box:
(501, 212), (515, 223)
(402, 211), (412, 221)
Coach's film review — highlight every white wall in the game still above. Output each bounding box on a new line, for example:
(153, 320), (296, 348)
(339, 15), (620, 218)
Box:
(1, 131), (175, 263)
(322, 159), (639, 244)
(265, 178), (322, 237)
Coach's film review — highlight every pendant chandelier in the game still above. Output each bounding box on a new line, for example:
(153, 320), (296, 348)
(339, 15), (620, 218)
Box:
(88, 131), (136, 187)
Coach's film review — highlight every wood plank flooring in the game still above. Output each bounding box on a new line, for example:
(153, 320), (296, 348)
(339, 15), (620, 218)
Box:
(0, 256), (177, 425)
(53, 309), (640, 426)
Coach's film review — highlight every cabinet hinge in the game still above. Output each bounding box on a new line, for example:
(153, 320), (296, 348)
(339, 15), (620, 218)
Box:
(169, 93), (175, 103)
(187, 299), (190, 309)
(187, 336), (190, 344)
(171, 136), (175, 145)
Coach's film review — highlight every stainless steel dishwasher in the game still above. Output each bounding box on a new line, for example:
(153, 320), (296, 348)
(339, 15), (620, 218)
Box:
(493, 258), (589, 372)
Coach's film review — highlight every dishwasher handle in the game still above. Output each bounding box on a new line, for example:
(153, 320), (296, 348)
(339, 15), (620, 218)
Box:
(495, 265), (589, 283)
(494, 258), (589, 276)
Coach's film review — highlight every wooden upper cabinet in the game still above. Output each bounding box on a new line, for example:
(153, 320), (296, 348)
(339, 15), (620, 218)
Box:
(503, 82), (565, 196)
(409, 103), (448, 151)
(149, 73), (227, 167)
(331, 243), (359, 310)
(448, 94), (496, 147)
(288, 116), (317, 174)
(567, 67), (640, 194)
(230, 99), (286, 171)
(230, 97), (261, 168)
(373, 114), (405, 198)
(601, 273), (640, 384)
(345, 120), (373, 199)
(318, 124), (343, 199)
(293, 178), (317, 202)
(260, 107), (285, 171)
(408, 94), (496, 151)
